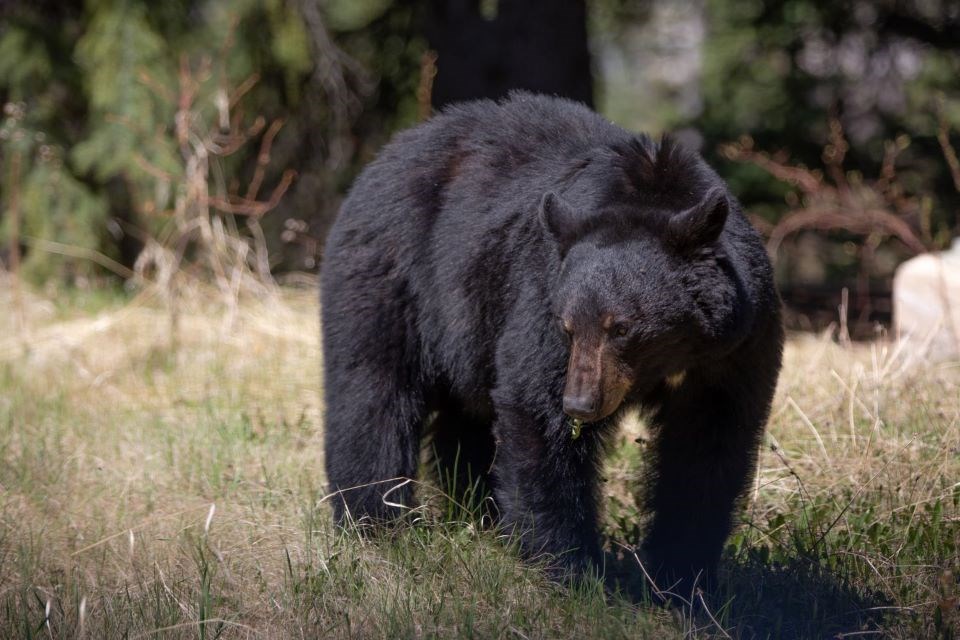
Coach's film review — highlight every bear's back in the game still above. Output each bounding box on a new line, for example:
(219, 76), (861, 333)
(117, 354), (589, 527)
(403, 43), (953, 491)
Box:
(435, 92), (624, 166)
(340, 92), (627, 226)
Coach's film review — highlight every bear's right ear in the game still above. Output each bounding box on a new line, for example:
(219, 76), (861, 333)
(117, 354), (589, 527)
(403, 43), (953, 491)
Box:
(539, 192), (579, 251)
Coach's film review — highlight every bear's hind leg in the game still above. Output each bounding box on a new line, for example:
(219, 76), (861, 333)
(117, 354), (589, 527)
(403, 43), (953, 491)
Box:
(323, 364), (426, 525)
(321, 279), (427, 526)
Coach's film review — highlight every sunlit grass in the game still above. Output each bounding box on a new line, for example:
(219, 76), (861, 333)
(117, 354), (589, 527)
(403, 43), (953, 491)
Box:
(0, 276), (956, 638)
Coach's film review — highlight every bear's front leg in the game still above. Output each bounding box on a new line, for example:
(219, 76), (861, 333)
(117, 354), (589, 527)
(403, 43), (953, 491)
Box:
(641, 335), (781, 600)
(490, 403), (607, 580)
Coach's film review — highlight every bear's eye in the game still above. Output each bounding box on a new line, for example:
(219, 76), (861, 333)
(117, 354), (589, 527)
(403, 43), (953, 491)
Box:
(613, 324), (630, 338)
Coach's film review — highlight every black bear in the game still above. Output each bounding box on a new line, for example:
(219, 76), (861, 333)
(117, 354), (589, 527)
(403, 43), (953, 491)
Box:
(320, 92), (783, 593)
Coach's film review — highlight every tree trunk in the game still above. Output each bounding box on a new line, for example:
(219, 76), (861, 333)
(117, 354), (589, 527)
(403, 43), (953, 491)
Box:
(425, 0), (594, 109)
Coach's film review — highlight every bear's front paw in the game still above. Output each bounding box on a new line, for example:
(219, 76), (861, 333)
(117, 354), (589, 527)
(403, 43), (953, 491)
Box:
(541, 549), (604, 586)
(633, 547), (718, 607)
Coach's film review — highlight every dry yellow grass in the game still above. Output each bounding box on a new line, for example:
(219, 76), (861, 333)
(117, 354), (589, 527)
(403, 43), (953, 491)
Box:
(0, 275), (957, 638)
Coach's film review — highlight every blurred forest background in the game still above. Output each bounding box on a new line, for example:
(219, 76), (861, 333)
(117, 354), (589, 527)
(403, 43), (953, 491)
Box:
(2, 0), (960, 335)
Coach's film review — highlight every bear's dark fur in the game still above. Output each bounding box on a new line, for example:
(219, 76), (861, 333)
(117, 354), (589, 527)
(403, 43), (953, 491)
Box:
(321, 92), (783, 593)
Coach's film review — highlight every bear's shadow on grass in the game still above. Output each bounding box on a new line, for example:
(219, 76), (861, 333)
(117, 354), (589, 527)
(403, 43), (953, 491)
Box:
(604, 551), (891, 639)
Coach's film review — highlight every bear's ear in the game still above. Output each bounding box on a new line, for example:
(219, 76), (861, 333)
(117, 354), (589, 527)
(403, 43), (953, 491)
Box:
(539, 192), (580, 251)
(666, 188), (729, 251)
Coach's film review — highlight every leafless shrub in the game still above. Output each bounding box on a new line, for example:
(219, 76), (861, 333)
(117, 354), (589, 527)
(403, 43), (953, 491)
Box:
(131, 55), (297, 346)
(720, 119), (935, 261)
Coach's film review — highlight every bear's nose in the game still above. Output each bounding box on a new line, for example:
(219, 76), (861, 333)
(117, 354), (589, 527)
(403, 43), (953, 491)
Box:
(563, 394), (597, 421)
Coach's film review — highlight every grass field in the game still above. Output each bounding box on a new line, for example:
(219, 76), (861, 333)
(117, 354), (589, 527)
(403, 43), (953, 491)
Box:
(0, 277), (957, 639)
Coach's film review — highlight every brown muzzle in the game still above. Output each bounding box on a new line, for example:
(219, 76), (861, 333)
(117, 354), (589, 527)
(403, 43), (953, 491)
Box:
(562, 337), (630, 422)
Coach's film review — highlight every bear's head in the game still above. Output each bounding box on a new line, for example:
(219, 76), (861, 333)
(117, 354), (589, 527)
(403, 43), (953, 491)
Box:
(541, 137), (746, 423)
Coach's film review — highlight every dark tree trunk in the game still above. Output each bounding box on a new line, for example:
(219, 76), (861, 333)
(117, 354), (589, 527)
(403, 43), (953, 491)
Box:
(425, 0), (593, 109)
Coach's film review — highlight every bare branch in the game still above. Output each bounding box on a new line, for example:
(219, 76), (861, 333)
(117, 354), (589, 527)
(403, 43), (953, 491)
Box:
(207, 169), (297, 217)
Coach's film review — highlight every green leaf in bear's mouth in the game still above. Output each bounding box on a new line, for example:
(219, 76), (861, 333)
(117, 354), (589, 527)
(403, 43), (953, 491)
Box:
(570, 418), (583, 440)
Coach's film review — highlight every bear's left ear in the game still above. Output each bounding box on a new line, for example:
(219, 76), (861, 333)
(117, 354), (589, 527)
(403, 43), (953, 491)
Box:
(539, 192), (580, 252)
(666, 187), (729, 251)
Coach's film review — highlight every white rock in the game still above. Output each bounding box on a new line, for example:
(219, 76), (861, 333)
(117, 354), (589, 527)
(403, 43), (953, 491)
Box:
(893, 239), (960, 359)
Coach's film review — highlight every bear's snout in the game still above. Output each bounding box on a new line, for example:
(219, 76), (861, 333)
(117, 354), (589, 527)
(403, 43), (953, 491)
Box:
(562, 338), (629, 422)
(562, 340), (604, 421)
(563, 392), (598, 421)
